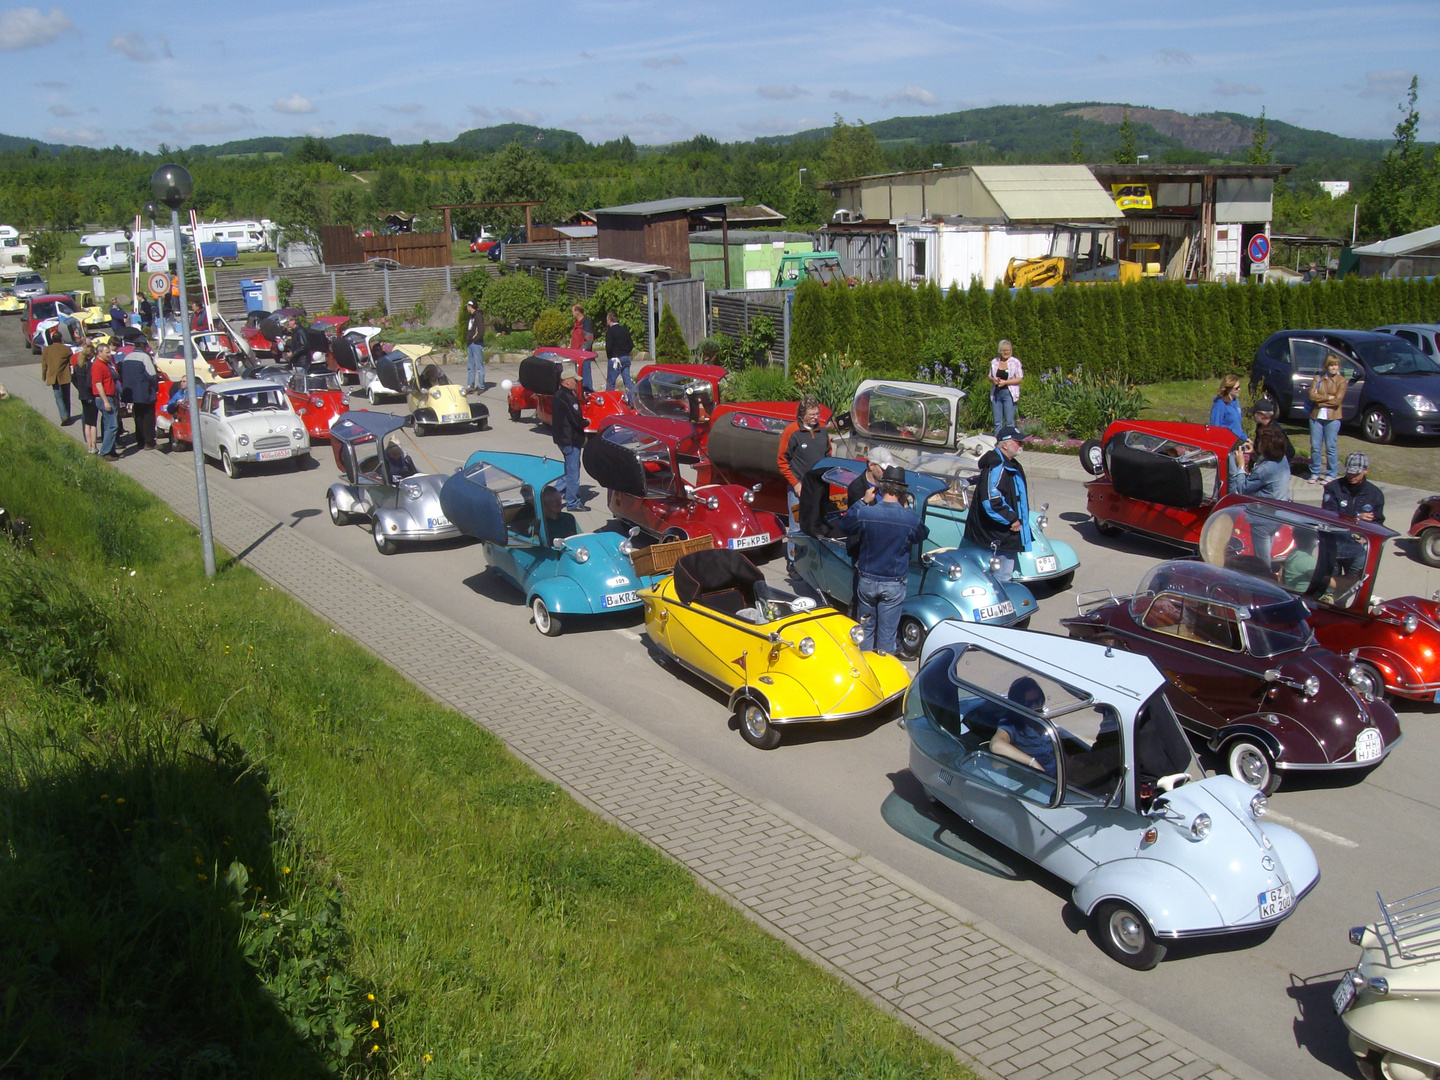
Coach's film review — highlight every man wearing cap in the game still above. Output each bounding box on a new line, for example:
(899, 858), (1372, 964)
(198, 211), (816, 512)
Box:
(1323, 453), (1384, 524)
(963, 425), (1031, 582)
(463, 299), (485, 393)
(840, 465), (928, 655)
(847, 446), (892, 507)
(1247, 400), (1297, 472)
(552, 365), (587, 511)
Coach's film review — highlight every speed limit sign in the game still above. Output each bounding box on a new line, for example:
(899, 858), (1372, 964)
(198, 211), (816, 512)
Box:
(148, 272), (170, 297)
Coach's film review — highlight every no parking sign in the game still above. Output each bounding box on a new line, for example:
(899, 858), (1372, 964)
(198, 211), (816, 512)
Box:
(1247, 233), (1271, 270)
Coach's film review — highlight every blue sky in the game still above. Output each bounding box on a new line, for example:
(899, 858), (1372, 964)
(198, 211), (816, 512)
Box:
(2, 0), (1436, 150)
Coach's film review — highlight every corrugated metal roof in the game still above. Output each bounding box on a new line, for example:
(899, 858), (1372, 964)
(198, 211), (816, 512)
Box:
(593, 196), (742, 217)
(971, 166), (1124, 221)
(1351, 223), (1440, 256)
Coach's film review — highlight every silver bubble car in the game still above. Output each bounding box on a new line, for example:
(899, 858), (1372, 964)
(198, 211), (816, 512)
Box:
(902, 621), (1320, 969)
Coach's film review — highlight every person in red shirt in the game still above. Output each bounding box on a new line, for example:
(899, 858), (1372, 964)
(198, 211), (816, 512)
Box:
(568, 304), (595, 389)
(92, 342), (120, 459)
(190, 300), (210, 333)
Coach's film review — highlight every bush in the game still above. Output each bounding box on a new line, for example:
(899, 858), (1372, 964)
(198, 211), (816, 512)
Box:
(737, 315), (777, 367)
(793, 354), (865, 416)
(582, 277), (645, 344)
(655, 304), (689, 365)
(1022, 367), (1144, 440)
(327, 287), (353, 318)
(532, 307), (570, 347)
(483, 330), (536, 353)
(693, 336), (735, 368)
(276, 277), (294, 306)
(481, 273), (544, 333)
(721, 365), (798, 403)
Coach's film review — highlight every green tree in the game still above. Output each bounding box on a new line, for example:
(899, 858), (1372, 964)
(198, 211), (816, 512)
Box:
(1360, 77), (1437, 240)
(789, 279), (829, 365)
(944, 281), (966, 325)
(1246, 108), (1273, 166)
(916, 280), (944, 337)
(1070, 125), (1086, 164)
(582, 276), (644, 343)
(25, 229), (65, 272)
(1114, 110), (1137, 165)
(823, 116), (884, 182)
(481, 273), (544, 332)
(293, 136), (332, 164)
(273, 169), (321, 248)
(789, 179), (822, 227)
(476, 141), (558, 231)
(655, 303), (689, 364)
(989, 284), (1016, 349)
(532, 307), (571, 347)
(1012, 286), (1042, 369)
(826, 281), (857, 357)
(964, 277), (994, 343)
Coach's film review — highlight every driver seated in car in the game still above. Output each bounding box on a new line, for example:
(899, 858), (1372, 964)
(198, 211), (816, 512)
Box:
(384, 441), (417, 478)
(989, 676), (1056, 775)
(538, 486), (578, 540)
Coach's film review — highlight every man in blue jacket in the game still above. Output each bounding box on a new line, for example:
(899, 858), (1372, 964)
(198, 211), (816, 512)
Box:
(840, 465), (928, 655)
(963, 425), (1031, 582)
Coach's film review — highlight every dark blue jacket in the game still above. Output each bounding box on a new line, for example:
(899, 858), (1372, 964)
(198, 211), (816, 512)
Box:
(963, 449), (1031, 553)
(116, 351), (158, 405)
(840, 498), (927, 581)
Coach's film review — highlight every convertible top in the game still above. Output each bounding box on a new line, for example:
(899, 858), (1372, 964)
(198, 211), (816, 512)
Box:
(582, 425), (650, 497)
(519, 353), (563, 396)
(673, 549), (765, 607)
(1108, 438), (1206, 508)
(330, 410), (408, 444)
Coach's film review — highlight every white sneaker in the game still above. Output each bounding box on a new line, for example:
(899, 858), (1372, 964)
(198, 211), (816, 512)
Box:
(1307, 475), (1320, 484)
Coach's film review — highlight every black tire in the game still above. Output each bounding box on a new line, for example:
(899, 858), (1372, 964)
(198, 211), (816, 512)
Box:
(1093, 516), (1123, 537)
(220, 447), (240, 478)
(1351, 660), (1388, 702)
(474, 416), (489, 432)
(1095, 900), (1166, 970)
(413, 422), (426, 437)
(1419, 527), (1440, 568)
(1079, 439), (1104, 475)
(373, 526), (397, 555)
(1013, 616), (1032, 630)
(531, 596), (562, 636)
(508, 407), (522, 422)
(1048, 570), (1076, 591)
(896, 616), (926, 660)
(1361, 405), (1394, 444)
(735, 700), (782, 750)
(327, 492), (349, 526)
(661, 527), (688, 542)
(1226, 738), (1281, 794)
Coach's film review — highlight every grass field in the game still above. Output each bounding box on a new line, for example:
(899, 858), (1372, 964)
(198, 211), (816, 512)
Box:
(0, 397), (966, 1080)
(23, 233), (276, 301)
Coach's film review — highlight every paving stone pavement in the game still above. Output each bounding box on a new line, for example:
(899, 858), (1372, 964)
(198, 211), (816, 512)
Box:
(6, 370), (1270, 1080)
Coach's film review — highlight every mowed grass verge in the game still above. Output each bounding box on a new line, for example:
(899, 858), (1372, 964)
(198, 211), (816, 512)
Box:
(0, 397), (966, 1079)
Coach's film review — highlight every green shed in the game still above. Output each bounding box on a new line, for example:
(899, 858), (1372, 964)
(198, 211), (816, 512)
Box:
(689, 230), (815, 291)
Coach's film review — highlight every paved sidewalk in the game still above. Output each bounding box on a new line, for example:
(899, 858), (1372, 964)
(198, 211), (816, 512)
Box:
(4, 369), (1267, 1080)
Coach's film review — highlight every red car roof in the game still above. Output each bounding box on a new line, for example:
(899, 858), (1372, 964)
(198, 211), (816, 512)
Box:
(1101, 419), (1240, 453)
(713, 400), (834, 423)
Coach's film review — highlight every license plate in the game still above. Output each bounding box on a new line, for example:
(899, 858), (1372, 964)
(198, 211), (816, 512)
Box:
(1355, 728), (1383, 763)
(427, 516), (449, 530)
(442, 412), (468, 423)
(603, 590), (638, 608)
(1035, 555), (1058, 574)
(257, 449), (289, 461)
(1333, 974), (1357, 1015)
(729, 533), (770, 549)
(975, 601), (1016, 621)
(1258, 883), (1293, 920)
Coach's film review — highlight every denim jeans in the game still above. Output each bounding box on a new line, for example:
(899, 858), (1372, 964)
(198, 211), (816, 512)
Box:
(992, 553), (1016, 583)
(560, 445), (583, 508)
(98, 405), (118, 455)
(785, 488), (800, 563)
(606, 355), (634, 393)
(1309, 417), (1340, 479)
(856, 575), (907, 655)
(52, 382), (71, 423)
(466, 343), (485, 390)
(990, 390), (1016, 434)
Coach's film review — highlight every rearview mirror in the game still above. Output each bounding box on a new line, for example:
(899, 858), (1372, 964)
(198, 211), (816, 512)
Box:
(627, 526), (640, 538)
(552, 538), (565, 550)
(1263, 668), (1281, 682)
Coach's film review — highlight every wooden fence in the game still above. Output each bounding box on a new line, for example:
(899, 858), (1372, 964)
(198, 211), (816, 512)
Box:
(709, 288), (791, 366)
(212, 264), (458, 321)
(319, 226), (453, 268)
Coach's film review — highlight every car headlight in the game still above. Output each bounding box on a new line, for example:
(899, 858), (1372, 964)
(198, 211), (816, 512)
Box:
(797, 636), (815, 657)
(292, 427), (304, 440)
(1189, 812), (1212, 840)
(989, 556), (1002, 572)
(571, 545), (590, 563)
(1402, 613), (1419, 634)
(618, 539), (634, 556)
(742, 490), (755, 504)
(1302, 674), (1320, 698)
(706, 495), (720, 511)
(849, 625), (865, 645)
(237, 433), (249, 446)
(310, 395), (326, 409)
(1035, 514), (1048, 530)
(1250, 792), (1268, 819)
(1368, 977), (1389, 996)
(1404, 394), (1437, 414)
(401, 482), (421, 500)
(430, 387), (442, 399)
(947, 565), (963, 581)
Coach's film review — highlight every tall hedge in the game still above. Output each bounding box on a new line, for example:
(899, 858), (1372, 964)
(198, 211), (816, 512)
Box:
(787, 275), (1437, 383)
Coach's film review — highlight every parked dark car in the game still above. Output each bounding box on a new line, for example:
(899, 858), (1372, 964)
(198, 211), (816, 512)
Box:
(486, 228), (526, 262)
(1251, 329), (1440, 443)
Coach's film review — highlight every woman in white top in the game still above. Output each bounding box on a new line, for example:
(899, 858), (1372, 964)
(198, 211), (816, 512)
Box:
(988, 340), (1023, 436)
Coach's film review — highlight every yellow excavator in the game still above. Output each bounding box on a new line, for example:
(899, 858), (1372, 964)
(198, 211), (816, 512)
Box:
(1003, 224), (1145, 288)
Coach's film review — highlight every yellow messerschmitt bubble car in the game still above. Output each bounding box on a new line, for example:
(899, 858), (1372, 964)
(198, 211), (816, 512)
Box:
(640, 548), (912, 748)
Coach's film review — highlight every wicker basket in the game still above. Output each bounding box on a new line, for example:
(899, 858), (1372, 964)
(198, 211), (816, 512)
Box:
(630, 533), (715, 577)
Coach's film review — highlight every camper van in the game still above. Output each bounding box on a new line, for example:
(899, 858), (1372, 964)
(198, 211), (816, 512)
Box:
(191, 220), (267, 253)
(77, 239), (133, 275)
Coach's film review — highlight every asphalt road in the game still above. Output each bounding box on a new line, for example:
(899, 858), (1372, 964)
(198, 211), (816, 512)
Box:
(5, 333), (1440, 1080)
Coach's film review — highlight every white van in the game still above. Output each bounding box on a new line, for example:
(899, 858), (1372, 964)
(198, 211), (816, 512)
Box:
(77, 239), (133, 275)
(79, 229), (130, 248)
(192, 220), (266, 253)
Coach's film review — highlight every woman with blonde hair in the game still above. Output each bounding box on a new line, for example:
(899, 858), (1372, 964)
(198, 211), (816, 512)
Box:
(1307, 352), (1348, 483)
(1209, 374), (1246, 442)
(71, 342), (100, 453)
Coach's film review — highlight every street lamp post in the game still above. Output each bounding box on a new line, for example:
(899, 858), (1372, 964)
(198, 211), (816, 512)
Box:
(151, 163), (216, 578)
(143, 202), (160, 342)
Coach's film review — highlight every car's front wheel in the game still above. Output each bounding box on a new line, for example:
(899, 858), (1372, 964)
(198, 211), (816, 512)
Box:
(1092, 516), (1123, 537)
(220, 447), (240, 478)
(1362, 405), (1393, 444)
(1418, 527), (1440, 568)
(328, 491), (349, 526)
(1226, 738), (1281, 794)
(735, 700), (782, 750)
(531, 596), (562, 636)
(1095, 900), (1165, 970)
(1350, 660), (1388, 702)
(509, 407), (522, 422)
(373, 525), (397, 555)
(896, 616), (926, 660)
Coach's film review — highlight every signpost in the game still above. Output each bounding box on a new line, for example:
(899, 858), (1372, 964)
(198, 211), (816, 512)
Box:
(145, 239), (168, 268)
(1247, 232), (1271, 273)
(148, 272), (169, 297)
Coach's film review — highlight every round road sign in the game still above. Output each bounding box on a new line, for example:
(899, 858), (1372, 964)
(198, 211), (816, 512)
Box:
(148, 272), (170, 297)
(146, 240), (167, 264)
(1248, 234), (1271, 263)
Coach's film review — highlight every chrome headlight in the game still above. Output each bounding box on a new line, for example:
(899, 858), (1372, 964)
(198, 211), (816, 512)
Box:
(849, 625), (865, 645)
(706, 495), (720, 511)
(310, 395), (326, 409)
(401, 482), (421, 500)
(1189, 812), (1212, 840)
(947, 565), (963, 581)
(1302, 674), (1321, 698)
(1348, 665), (1377, 700)
(1348, 926), (1366, 946)
(742, 490), (755, 504)
(1404, 394), (1437, 414)
(571, 545), (590, 564)
(292, 427), (304, 440)
(237, 434), (249, 446)
(797, 636), (815, 657)
(1402, 613), (1419, 634)
(1368, 977), (1389, 996)
(1250, 792), (1268, 819)
(988, 556), (1002, 572)
(430, 387), (442, 400)
(1035, 514), (1048, 530)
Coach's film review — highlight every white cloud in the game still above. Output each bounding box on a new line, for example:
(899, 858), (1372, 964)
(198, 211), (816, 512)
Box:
(758, 85), (808, 100)
(830, 89), (869, 103)
(47, 103), (76, 116)
(45, 125), (103, 145)
(1359, 70), (1414, 99)
(467, 105), (493, 120)
(496, 107), (543, 124)
(641, 112), (682, 126)
(883, 86), (938, 106)
(0, 6), (75, 50)
(380, 102), (424, 114)
(229, 102), (251, 114)
(1158, 48), (1192, 66)
(514, 76), (557, 87)
(108, 30), (171, 62)
(272, 93), (317, 114)
(1213, 79), (1262, 96)
(642, 54), (685, 69)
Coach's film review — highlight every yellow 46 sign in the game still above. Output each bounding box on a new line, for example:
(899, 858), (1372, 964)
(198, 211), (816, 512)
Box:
(1111, 184), (1153, 211)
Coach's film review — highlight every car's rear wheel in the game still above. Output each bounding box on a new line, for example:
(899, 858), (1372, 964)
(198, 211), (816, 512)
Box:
(896, 616), (926, 660)
(413, 421), (427, 436)
(1226, 738), (1281, 794)
(508, 406), (522, 422)
(1079, 439), (1104, 475)
(1092, 516), (1123, 537)
(367, 383), (379, 404)
(1419, 527), (1440, 568)
(1048, 570), (1076, 591)
(373, 526), (397, 555)
(735, 700), (782, 750)
(327, 492), (349, 526)
(1362, 405), (1393, 444)
(531, 596), (562, 636)
(661, 527), (688, 542)
(220, 447), (240, 478)
(1095, 900), (1165, 970)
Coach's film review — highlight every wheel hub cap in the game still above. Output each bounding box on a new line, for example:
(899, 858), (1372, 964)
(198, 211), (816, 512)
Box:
(1239, 750), (1265, 785)
(1110, 911), (1144, 953)
(744, 707), (766, 738)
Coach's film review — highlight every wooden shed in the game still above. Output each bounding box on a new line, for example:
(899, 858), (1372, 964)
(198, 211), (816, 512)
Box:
(593, 196), (740, 277)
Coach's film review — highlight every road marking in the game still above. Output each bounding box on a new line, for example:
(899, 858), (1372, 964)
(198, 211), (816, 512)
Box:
(612, 628), (643, 641)
(1266, 811), (1359, 849)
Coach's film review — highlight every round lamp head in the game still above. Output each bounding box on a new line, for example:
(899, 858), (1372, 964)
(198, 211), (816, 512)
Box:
(150, 164), (193, 209)
(143, 202), (157, 218)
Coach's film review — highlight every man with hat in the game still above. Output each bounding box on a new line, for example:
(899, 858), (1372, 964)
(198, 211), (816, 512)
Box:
(847, 446), (893, 507)
(1323, 452), (1384, 524)
(963, 425), (1031, 582)
(839, 464), (928, 656)
(552, 363), (587, 511)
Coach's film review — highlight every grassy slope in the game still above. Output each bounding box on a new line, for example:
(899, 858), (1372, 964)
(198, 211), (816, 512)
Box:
(0, 397), (964, 1080)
